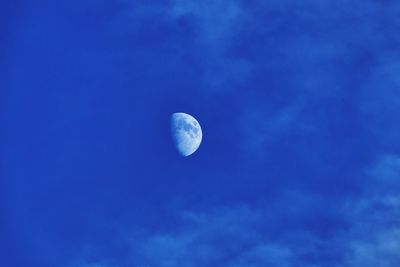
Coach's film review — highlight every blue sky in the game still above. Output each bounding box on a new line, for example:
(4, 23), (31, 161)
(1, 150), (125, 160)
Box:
(1, 0), (400, 266)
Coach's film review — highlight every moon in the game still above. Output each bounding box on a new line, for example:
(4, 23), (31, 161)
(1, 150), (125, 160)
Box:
(170, 112), (202, 156)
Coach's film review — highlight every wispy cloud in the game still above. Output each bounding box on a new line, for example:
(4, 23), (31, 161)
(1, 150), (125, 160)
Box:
(340, 154), (400, 266)
(62, 1), (400, 266)
(134, 205), (299, 267)
(170, 0), (242, 46)
(233, 0), (400, 157)
(68, 154), (400, 267)
(169, 0), (252, 90)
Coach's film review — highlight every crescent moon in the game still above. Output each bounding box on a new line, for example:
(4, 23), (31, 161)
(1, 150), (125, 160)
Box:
(170, 112), (202, 156)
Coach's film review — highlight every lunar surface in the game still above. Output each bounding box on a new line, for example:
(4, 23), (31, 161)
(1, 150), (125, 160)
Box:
(170, 112), (202, 156)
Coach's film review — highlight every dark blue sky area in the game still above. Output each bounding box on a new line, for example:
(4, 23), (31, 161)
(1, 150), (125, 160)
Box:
(1, 1), (400, 266)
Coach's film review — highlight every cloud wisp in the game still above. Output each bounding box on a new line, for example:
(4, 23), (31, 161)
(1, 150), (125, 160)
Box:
(68, 154), (400, 267)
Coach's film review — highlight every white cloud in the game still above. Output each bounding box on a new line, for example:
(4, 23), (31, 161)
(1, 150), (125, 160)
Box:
(169, 0), (252, 90)
(120, 204), (312, 267)
(346, 228), (400, 267)
(170, 0), (242, 46)
(340, 154), (400, 267)
(68, 160), (400, 266)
